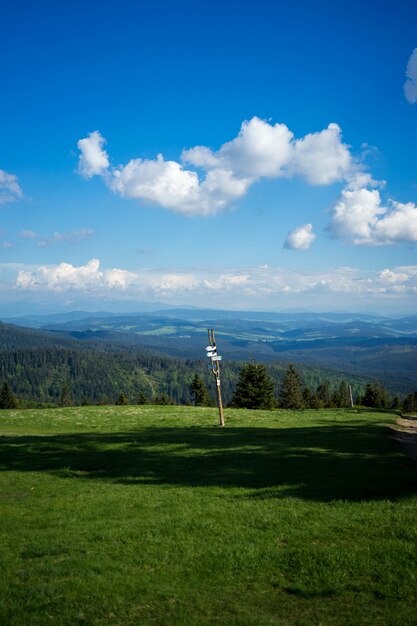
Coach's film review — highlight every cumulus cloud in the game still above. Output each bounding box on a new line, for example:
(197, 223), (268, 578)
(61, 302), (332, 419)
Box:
(77, 131), (109, 178)
(5, 258), (417, 310)
(16, 259), (136, 291)
(36, 228), (94, 247)
(327, 188), (417, 245)
(378, 268), (410, 283)
(109, 155), (203, 214)
(20, 230), (38, 239)
(0, 169), (23, 204)
(77, 117), (359, 216)
(284, 223), (316, 250)
(291, 123), (352, 184)
(404, 48), (417, 104)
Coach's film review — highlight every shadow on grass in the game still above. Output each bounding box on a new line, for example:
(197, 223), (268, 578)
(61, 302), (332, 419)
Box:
(1, 422), (416, 501)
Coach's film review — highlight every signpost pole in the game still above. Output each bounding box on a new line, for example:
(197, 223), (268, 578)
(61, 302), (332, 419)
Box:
(207, 328), (225, 427)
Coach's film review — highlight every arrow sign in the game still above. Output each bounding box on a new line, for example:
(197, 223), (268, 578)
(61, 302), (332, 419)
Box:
(206, 345), (216, 351)
(211, 355), (222, 361)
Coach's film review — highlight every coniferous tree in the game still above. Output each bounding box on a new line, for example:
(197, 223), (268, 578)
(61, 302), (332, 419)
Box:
(391, 396), (402, 410)
(231, 362), (276, 409)
(278, 365), (303, 409)
(302, 387), (323, 409)
(317, 381), (332, 408)
(116, 392), (129, 405)
(153, 392), (175, 405)
(59, 383), (73, 407)
(402, 391), (417, 413)
(361, 382), (390, 409)
(302, 386), (313, 408)
(135, 391), (148, 405)
(190, 374), (211, 407)
(0, 381), (18, 409)
(332, 381), (351, 408)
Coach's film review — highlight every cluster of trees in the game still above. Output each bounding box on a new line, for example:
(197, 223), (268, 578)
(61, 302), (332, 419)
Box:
(228, 363), (416, 412)
(228, 363), (354, 410)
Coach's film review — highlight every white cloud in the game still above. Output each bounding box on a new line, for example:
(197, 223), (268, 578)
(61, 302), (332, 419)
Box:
(107, 150), (252, 217)
(36, 228), (94, 247)
(16, 259), (136, 291)
(215, 116), (294, 178)
(77, 131), (109, 179)
(378, 269), (410, 283)
(373, 200), (417, 243)
(109, 155), (202, 215)
(6, 259), (417, 310)
(284, 223), (316, 250)
(291, 123), (352, 185)
(1, 241), (13, 249)
(327, 187), (417, 245)
(77, 117), (359, 216)
(0, 169), (23, 204)
(20, 230), (38, 239)
(404, 48), (417, 104)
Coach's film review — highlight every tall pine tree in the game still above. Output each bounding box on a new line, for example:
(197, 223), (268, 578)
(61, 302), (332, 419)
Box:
(361, 382), (390, 409)
(190, 374), (211, 407)
(279, 365), (303, 409)
(332, 381), (351, 408)
(0, 381), (18, 409)
(59, 384), (73, 407)
(230, 363), (276, 409)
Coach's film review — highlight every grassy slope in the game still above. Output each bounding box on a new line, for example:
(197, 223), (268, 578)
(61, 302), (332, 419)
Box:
(1, 406), (416, 625)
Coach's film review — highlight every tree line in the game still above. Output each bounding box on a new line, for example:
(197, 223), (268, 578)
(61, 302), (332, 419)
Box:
(0, 346), (367, 407)
(1, 358), (415, 413)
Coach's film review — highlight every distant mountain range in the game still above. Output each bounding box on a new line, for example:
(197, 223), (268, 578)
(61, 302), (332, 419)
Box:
(1, 309), (417, 393)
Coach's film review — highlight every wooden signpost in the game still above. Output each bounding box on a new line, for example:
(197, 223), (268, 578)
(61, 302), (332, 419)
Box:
(206, 329), (225, 427)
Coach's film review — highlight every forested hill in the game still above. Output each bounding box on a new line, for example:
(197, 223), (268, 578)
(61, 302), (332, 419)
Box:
(2, 316), (417, 394)
(0, 346), (371, 406)
(0, 322), (80, 351)
(0, 323), (372, 405)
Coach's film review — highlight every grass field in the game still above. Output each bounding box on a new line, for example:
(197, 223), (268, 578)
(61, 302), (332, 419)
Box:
(1, 406), (416, 625)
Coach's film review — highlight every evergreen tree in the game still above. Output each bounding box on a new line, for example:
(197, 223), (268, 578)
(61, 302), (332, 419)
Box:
(153, 392), (175, 405)
(361, 382), (390, 409)
(116, 392), (129, 405)
(402, 391), (417, 414)
(59, 383), (73, 407)
(302, 387), (323, 409)
(135, 391), (148, 405)
(190, 374), (211, 407)
(302, 386), (313, 408)
(0, 381), (18, 409)
(332, 381), (351, 408)
(279, 365), (303, 409)
(317, 381), (332, 408)
(231, 362), (276, 409)
(391, 396), (402, 410)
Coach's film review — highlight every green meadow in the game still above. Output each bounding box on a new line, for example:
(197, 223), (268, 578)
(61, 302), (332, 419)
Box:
(1, 406), (416, 625)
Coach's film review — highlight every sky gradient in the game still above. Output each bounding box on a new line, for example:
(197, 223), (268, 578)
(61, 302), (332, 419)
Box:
(1, 0), (417, 315)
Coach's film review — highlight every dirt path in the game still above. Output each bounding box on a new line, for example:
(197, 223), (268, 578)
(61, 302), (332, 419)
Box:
(389, 416), (417, 462)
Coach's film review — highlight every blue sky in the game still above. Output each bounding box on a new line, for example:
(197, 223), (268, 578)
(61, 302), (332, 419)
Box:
(1, 0), (417, 314)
